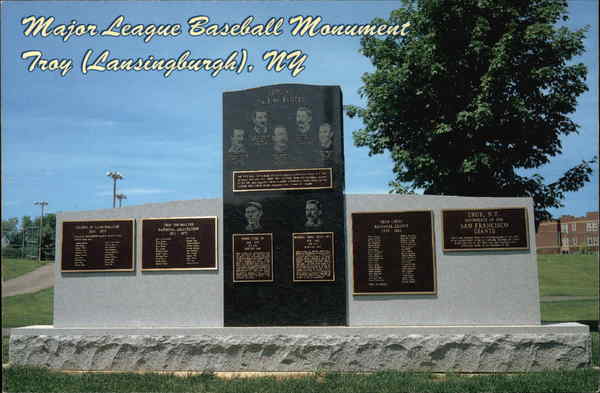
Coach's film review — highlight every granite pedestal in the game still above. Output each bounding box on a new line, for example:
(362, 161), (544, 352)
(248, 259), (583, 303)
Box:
(10, 324), (590, 372)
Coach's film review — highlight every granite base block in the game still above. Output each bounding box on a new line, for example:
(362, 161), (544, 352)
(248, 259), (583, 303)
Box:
(9, 325), (590, 372)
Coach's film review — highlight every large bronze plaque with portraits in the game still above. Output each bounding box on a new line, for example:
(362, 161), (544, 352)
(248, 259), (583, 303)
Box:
(442, 208), (529, 251)
(352, 211), (436, 295)
(293, 232), (335, 282)
(141, 217), (217, 271)
(223, 84), (346, 326)
(61, 219), (134, 272)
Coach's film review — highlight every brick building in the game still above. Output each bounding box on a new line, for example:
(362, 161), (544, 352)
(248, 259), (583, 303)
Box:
(536, 211), (599, 254)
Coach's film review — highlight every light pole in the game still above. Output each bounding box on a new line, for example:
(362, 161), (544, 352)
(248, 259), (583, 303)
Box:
(34, 201), (48, 262)
(116, 193), (127, 208)
(106, 171), (124, 208)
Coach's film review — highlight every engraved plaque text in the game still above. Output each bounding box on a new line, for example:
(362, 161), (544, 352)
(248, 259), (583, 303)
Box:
(442, 208), (529, 251)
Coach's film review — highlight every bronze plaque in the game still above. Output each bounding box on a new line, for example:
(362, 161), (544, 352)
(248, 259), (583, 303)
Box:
(61, 219), (134, 272)
(233, 168), (332, 192)
(233, 233), (273, 282)
(352, 211), (436, 295)
(442, 208), (529, 251)
(293, 232), (335, 282)
(141, 217), (217, 271)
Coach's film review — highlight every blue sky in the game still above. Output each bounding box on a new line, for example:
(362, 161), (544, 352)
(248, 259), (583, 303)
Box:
(1, 1), (598, 222)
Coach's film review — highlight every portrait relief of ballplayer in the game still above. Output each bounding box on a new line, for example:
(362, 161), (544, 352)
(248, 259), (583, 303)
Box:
(318, 122), (334, 150)
(272, 125), (289, 153)
(244, 201), (263, 231)
(228, 128), (246, 153)
(305, 199), (323, 228)
(296, 106), (313, 135)
(252, 110), (269, 136)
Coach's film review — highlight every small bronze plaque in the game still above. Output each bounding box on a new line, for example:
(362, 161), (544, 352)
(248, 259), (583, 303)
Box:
(61, 219), (134, 272)
(292, 232), (335, 282)
(233, 168), (333, 192)
(141, 217), (217, 271)
(352, 211), (436, 295)
(233, 233), (273, 282)
(442, 208), (529, 251)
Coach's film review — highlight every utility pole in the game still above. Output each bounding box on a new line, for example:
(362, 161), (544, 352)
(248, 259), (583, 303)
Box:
(34, 201), (48, 262)
(106, 171), (124, 208)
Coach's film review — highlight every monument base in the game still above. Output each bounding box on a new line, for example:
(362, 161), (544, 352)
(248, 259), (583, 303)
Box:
(10, 324), (590, 372)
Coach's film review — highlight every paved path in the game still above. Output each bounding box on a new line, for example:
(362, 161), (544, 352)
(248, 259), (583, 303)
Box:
(2, 264), (54, 298)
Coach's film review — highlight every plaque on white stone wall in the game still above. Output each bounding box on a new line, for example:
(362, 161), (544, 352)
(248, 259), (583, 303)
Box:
(352, 211), (436, 295)
(442, 207), (529, 251)
(61, 219), (134, 272)
(141, 217), (218, 271)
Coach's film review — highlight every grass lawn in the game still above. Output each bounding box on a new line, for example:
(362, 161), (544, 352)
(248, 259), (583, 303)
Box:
(1, 288), (53, 328)
(540, 299), (599, 321)
(538, 254), (598, 297)
(1, 258), (51, 281)
(3, 367), (599, 393)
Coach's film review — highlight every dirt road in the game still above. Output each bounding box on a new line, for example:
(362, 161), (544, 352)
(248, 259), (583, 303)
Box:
(2, 264), (54, 298)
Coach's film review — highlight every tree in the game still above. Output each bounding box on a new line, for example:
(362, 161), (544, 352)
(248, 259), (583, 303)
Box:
(21, 216), (33, 231)
(346, 0), (596, 226)
(2, 217), (19, 243)
(39, 213), (56, 260)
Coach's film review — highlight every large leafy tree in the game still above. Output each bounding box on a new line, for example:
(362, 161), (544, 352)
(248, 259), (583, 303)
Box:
(347, 0), (595, 225)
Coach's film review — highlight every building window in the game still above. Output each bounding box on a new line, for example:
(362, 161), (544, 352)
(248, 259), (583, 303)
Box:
(571, 237), (578, 246)
(561, 224), (568, 233)
(587, 237), (599, 247)
(562, 237), (569, 247)
(586, 222), (598, 232)
(571, 223), (577, 231)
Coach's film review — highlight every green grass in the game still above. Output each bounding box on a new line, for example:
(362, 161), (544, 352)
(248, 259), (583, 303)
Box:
(538, 254), (598, 297)
(1, 288), (53, 328)
(540, 299), (599, 321)
(1, 258), (50, 281)
(2, 367), (599, 393)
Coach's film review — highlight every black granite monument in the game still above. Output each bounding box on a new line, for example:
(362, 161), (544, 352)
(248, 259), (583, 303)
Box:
(223, 84), (346, 326)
